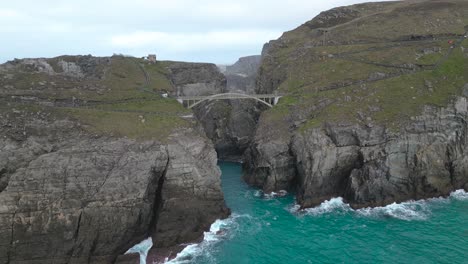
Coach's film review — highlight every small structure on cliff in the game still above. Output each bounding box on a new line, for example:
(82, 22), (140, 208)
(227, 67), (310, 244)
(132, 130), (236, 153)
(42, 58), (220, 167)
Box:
(147, 54), (157, 63)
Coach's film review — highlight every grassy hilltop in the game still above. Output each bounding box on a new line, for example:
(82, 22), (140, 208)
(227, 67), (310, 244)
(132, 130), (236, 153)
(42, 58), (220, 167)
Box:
(257, 0), (468, 133)
(0, 55), (192, 140)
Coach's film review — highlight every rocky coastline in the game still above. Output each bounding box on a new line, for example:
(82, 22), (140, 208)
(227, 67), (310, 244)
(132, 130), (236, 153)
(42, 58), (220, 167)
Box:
(1, 1), (468, 263)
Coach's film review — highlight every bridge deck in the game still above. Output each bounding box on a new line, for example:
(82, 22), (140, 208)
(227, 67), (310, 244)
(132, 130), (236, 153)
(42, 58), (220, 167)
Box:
(177, 94), (278, 100)
(176, 93), (282, 109)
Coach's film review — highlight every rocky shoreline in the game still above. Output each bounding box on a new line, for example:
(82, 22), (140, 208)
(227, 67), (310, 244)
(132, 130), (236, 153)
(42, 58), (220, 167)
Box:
(244, 96), (468, 209)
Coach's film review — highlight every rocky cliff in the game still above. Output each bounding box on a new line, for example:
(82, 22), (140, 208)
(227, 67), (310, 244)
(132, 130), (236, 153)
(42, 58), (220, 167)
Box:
(245, 0), (468, 208)
(167, 62), (226, 96)
(225, 55), (261, 94)
(0, 56), (229, 263)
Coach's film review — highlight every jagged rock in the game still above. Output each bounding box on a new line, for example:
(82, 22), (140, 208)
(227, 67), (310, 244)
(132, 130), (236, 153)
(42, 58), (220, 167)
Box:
(225, 55), (262, 77)
(194, 99), (266, 160)
(58, 60), (84, 78)
(368, 72), (386, 81)
(224, 55), (261, 94)
(246, 97), (468, 208)
(0, 124), (227, 263)
(463, 83), (468, 97)
(168, 62), (226, 96)
(243, 116), (296, 192)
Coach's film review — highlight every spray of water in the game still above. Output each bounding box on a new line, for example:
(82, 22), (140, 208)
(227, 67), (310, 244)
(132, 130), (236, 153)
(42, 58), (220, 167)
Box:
(125, 237), (153, 264)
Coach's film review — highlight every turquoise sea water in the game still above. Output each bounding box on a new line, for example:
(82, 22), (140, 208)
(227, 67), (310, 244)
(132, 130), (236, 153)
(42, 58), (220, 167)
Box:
(168, 162), (468, 264)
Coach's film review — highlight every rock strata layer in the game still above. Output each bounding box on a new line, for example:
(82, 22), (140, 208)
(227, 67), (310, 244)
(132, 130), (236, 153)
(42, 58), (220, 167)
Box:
(0, 116), (228, 263)
(245, 96), (468, 208)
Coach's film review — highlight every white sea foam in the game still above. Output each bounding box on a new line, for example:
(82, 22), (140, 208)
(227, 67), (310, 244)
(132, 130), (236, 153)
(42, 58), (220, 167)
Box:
(356, 201), (430, 221)
(255, 190), (289, 199)
(164, 244), (200, 264)
(290, 189), (468, 221)
(450, 189), (468, 200)
(125, 237), (153, 264)
(304, 197), (352, 215)
(165, 214), (249, 264)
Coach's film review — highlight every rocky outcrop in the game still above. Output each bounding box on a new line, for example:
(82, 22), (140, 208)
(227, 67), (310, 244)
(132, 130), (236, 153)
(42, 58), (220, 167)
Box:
(167, 62), (226, 96)
(2, 56), (109, 79)
(225, 56), (261, 76)
(242, 114), (296, 191)
(153, 131), (229, 247)
(295, 97), (468, 208)
(224, 55), (261, 94)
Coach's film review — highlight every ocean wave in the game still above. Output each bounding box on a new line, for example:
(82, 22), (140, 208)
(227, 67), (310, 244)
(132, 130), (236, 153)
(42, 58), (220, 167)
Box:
(253, 190), (289, 199)
(356, 201), (430, 221)
(289, 197), (352, 216)
(290, 189), (468, 221)
(450, 189), (468, 200)
(165, 214), (250, 264)
(125, 237), (153, 264)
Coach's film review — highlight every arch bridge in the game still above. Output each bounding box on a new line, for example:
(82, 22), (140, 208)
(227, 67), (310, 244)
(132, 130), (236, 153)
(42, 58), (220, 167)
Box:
(176, 93), (282, 109)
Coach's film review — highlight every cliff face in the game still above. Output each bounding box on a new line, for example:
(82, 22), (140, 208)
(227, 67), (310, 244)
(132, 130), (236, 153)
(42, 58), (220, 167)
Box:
(245, 0), (468, 208)
(0, 56), (228, 263)
(194, 99), (266, 160)
(225, 55), (261, 94)
(168, 62), (226, 96)
(294, 97), (468, 208)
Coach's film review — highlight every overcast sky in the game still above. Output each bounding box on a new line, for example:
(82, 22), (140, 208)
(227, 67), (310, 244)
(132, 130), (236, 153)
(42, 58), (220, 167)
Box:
(0, 0), (393, 64)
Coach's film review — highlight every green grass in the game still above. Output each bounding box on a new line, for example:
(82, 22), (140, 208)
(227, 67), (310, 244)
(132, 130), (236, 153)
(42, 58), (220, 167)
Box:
(297, 46), (467, 132)
(94, 98), (190, 114)
(142, 62), (174, 92)
(65, 108), (189, 141)
(259, 0), (468, 135)
(0, 55), (193, 140)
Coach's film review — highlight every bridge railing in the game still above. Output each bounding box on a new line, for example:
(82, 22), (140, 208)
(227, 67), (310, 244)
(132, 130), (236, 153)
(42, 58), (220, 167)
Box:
(175, 92), (282, 109)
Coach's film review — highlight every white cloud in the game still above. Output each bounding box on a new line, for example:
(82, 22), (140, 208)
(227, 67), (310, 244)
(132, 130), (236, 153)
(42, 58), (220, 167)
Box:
(0, 0), (397, 63)
(0, 8), (23, 18)
(110, 30), (281, 51)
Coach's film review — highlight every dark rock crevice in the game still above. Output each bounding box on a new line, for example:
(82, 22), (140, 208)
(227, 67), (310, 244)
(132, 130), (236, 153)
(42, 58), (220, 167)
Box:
(0, 167), (7, 193)
(149, 151), (170, 239)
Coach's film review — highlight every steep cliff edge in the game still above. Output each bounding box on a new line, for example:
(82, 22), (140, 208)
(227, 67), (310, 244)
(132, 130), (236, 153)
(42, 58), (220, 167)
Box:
(0, 56), (229, 263)
(245, 0), (468, 208)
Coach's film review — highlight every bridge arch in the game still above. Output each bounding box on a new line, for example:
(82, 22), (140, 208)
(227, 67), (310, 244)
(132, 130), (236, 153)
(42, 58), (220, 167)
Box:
(177, 93), (281, 109)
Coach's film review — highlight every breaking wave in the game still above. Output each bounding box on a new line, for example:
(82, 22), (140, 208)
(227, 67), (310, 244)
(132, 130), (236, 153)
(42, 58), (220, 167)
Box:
(289, 189), (468, 221)
(450, 189), (468, 200)
(165, 214), (250, 264)
(125, 237), (153, 264)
